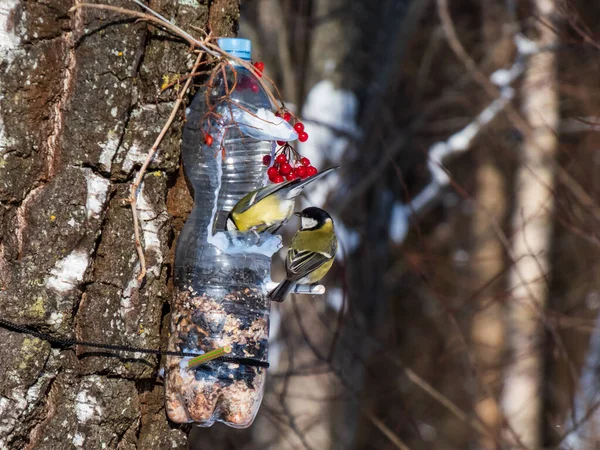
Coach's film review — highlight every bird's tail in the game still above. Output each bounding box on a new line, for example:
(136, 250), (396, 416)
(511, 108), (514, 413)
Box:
(268, 279), (296, 303)
(286, 166), (339, 199)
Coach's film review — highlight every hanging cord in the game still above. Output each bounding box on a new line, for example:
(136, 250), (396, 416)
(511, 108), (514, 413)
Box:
(0, 317), (269, 369)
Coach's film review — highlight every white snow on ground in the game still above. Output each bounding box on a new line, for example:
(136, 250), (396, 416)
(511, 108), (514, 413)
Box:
(46, 249), (89, 293)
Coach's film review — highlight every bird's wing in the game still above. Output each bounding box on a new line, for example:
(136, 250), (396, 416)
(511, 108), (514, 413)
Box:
(233, 182), (291, 214)
(286, 248), (331, 281)
(234, 167), (339, 214)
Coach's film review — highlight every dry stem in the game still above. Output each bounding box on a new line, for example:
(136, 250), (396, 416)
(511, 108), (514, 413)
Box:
(130, 52), (203, 281)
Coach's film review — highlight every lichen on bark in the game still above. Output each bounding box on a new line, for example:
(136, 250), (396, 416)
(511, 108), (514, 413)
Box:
(0, 0), (239, 448)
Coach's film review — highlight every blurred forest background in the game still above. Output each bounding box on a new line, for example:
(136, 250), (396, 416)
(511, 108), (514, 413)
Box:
(191, 0), (600, 449)
(2, 0), (600, 449)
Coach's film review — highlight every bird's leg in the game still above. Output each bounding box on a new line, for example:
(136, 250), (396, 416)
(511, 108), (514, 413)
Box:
(252, 228), (261, 244)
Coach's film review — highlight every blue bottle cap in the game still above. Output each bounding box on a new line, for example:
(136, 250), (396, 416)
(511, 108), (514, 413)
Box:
(217, 38), (252, 61)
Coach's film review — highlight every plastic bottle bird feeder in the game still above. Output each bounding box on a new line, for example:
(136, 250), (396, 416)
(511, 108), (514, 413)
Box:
(165, 38), (299, 427)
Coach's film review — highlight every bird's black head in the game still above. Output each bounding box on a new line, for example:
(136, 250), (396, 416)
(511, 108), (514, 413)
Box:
(294, 207), (333, 230)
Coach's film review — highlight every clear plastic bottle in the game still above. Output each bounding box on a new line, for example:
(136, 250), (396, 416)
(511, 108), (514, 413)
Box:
(166, 38), (282, 427)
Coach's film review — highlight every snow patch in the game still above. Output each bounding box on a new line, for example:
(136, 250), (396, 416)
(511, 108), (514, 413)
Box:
(221, 105), (297, 141)
(85, 170), (110, 219)
(326, 287), (345, 312)
(121, 141), (145, 173)
(301, 79), (359, 174)
(331, 219), (360, 260)
(136, 182), (167, 277)
(48, 312), (63, 325)
(210, 231), (282, 258)
(0, 0), (22, 64)
(75, 388), (102, 423)
(73, 433), (85, 447)
(46, 249), (89, 293)
(0, 0), (22, 160)
(98, 132), (120, 171)
(120, 274), (138, 315)
(390, 202), (410, 244)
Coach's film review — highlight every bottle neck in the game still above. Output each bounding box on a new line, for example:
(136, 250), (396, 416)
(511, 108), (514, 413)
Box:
(228, 57), (251, 67)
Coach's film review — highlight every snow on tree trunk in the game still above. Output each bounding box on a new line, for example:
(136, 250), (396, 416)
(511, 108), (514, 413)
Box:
(500, 0), (559, 448)
(0, 1), (239, 448)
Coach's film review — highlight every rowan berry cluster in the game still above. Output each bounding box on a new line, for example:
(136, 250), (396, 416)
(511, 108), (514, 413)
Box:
(202, 61), (318, 185)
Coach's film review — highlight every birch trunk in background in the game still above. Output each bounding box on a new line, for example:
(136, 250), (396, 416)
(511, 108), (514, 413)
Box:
(500, 0), (559, 448)
(469, 2), (511, 447)
(470, 162), (507, 447)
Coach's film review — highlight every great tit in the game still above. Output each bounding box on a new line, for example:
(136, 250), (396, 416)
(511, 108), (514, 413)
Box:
(226, 167), (338, 233)
(268, 207), (338, 302)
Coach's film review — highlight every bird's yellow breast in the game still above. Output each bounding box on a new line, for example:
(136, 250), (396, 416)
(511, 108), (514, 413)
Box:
(232, 196), (293, 232)
(304, 258), (334, 284)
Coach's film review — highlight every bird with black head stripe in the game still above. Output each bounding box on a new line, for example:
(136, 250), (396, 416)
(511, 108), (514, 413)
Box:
(269, 207), (337, 302)
(226, 167), (338, 234)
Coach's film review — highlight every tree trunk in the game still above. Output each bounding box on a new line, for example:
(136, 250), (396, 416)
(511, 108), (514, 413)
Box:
(0, 1), (239, 448)
(469, 1), (512, 447)
(500, 0), (559, 447)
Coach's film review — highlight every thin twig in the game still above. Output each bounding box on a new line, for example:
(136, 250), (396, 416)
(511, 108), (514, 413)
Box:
(130, 52), (204, 281)
(362, 409), (412, 450)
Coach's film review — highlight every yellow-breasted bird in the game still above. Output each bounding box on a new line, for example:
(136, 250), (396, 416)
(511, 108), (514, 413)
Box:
(226, 167), (338, 233)
(268, 207), (338, 302)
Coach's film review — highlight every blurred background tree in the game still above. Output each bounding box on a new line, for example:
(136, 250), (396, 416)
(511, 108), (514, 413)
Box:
(190, 0), (600, 449)
(3, 0), (600, 448)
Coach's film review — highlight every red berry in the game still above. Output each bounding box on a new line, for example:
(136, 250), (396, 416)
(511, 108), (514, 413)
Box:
(286, 172), (298, 181)
(205, 134), (214, 146)
(300, 157), (310, 166)
(254, 61), (265, 72)
(275, 153), (287, 164)
(273, 175), (284, 183)
(262, 155), (271, 166)
(295, 166), (307, 178)
(277, 140), (285, 146)
(279, 163), (292, 175)
(275, 111), (281, 117)
(267, 166), (279, 178)
(306, 166), (318, 177)
(239, 76), (251, 89)
(250, 83), (260, 93)
(294, 122), (305, 133)
(283, 112), (291, 122)
(298, 132), (308, 142)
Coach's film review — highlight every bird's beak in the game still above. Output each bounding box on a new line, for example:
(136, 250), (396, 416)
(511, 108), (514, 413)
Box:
(293, 212), (301, 217)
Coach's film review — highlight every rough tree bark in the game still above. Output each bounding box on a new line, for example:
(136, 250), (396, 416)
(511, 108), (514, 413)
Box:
(0, 0), (239, 448)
